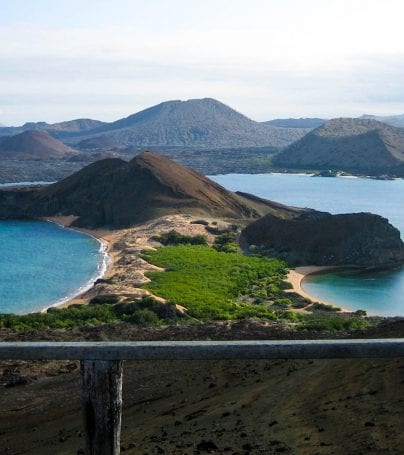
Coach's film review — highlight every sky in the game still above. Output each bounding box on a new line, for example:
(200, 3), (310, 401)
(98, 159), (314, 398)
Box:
(1, 0), (404, 125)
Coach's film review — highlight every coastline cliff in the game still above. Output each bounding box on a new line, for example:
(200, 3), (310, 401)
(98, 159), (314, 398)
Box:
(241, 211), (404, 268)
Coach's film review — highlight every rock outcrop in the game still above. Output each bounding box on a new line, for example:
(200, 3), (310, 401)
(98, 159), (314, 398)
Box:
(241, 211), (404, 268)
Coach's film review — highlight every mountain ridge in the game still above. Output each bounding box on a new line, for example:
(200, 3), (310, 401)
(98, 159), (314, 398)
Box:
(0, 118), (105, 137)
(273, 117), (404, 175)
(262, 118), (326, 129)
(70, 98), (309, 148)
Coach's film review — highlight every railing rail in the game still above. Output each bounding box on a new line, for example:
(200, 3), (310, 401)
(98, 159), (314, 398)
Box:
(1, 339), (404, 360)
(1, 339), (403, 455)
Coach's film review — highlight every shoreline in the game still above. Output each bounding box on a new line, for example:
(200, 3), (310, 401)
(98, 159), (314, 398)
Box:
(38, 214), (213, 313)
(40, 216), (121, 312)
(287, 266), (351, 312)
(210, 171), (403, 181)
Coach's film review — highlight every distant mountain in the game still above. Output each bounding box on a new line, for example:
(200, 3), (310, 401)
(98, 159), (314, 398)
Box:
(0, 119), (105, 137)
(72, 98), (308, 149)
(361, 114), (404, 128)
(274, 118), (404, 176)
(262, 118), (326, 129)
(0, 131), (77, 160)
(76, 134), (120, 151)
(0, 151), (283, 228)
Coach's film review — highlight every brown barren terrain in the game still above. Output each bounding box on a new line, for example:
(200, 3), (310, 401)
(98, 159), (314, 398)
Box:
(1, 320), (404, 455)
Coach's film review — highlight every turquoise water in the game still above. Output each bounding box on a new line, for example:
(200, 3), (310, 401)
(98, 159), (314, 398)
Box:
(211, 174), (404, 316)
(0, 221), (106, 314)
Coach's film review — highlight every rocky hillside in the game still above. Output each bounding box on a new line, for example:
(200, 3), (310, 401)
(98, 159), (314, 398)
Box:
(241, 210), (404, 268)
(0, 131), (77, 160)
(0, 151), (285, 228)
(274, 118), (404, 176)
(263, 118), (325, 129)
(0, 118), (105, 137)
(68, 98), (308, 148)
(361, 113), (404, 128)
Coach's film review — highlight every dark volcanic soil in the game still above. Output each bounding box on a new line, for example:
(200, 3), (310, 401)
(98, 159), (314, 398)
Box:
(1, 320), (404, 455)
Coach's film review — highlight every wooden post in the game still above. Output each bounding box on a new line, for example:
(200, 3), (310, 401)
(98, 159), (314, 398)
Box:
(81, 360), (123, 455)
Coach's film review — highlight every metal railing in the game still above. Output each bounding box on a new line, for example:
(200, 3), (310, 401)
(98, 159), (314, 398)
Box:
(1, 339), (403, 455)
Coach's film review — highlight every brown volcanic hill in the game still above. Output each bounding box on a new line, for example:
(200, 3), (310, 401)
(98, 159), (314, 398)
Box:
(0, 131), (77, 160)
(273, 118), (404, 176)
(241, 210), (404, 268)
(0, 151), (287, 228)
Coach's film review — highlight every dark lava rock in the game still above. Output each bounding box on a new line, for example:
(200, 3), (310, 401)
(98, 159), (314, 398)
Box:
(196, 440), (219, 453)
(241, 210), (404, 268)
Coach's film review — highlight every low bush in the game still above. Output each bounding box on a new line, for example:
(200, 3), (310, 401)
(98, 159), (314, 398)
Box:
(0, 297), (180, 330)
(298, 314), (370, 331)
(308, 302), (342, 313)
(152, 230), (207, 246)
(143, 244), (290, 320)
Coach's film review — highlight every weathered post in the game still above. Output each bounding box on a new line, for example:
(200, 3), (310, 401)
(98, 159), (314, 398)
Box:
(81, 360), (123, 455)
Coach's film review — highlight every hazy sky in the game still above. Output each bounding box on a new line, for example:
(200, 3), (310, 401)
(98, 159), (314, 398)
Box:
(2, 0), (404, 125)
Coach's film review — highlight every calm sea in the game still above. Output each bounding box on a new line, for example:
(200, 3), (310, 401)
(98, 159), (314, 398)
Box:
(0, 220), (106, 314)
(211, 174), (404, 316)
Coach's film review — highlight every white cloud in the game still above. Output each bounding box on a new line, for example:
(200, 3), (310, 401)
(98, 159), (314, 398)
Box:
(2, 0), (404, 123)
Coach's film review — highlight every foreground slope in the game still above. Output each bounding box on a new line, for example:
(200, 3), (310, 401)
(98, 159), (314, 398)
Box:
(1, 320), (404, 455)
(0, 131), (77, 160)
(0, 151), (288, 227)
(274, 118), (404, 176)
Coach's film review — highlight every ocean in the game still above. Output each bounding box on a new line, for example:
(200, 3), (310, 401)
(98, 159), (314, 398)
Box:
(211, 173), (404, 316)
(0, 220), (106, 314)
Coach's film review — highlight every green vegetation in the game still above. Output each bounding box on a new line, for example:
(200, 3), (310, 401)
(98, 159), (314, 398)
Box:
(0, 243), (372, 333)
(152, 230), (207, 246)
(212, 230), (239, 253)
(0, 297), (181, 330)
(308, 302), (342, 312)
(298, 314), (371, 331)
(142, 244), (292, 319)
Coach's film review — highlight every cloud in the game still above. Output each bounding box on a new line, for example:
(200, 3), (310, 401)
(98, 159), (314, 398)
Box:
(2, 0), (404, 123)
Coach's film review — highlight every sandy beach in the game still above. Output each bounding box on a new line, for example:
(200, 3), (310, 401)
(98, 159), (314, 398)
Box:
(287, 265), (350, 311)
(41, 214), (226, 311)
(42, 216), (123, 310)
(42, 215), (352, 314)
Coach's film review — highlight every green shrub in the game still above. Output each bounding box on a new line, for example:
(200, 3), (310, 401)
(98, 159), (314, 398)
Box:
(0, 296), (180, 330)
(354, 310), (367, 317)
(213, 231), (239, 252)
(298, 314), (370, 331)
(309, 302), (341, 312)
(143, 245), (289, 320)
(152, 230), (207, 246)
(125, 309), (159, 325)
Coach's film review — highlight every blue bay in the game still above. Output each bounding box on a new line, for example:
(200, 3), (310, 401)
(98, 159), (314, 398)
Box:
(211, 174), (404, 316)
(0, 220), (105, 314)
